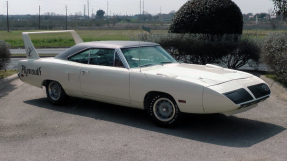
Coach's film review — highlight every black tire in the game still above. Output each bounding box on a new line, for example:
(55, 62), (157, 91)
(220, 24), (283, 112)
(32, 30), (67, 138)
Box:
(46, 81), (67, 105)
(146, 95), (180, 127)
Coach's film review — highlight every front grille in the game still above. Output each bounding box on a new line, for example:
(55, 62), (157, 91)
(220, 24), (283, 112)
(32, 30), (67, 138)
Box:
(240, 96), (269, 109)
(224, 88), (254, 104)
(248, 83), (271, 99)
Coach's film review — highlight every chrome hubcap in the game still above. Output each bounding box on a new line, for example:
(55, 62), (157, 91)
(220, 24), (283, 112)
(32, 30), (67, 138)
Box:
(153, 98), (176, 122)
(48, 82), (61, 101)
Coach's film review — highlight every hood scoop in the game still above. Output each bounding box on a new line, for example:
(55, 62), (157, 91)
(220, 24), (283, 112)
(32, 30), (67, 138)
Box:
(156, 73), (178, 79)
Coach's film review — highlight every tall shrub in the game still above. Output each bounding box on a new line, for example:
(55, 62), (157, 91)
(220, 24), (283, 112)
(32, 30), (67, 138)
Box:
(263, 32), (287, 82)
(169, 0), (243, 35)
(142, 34), (261, 69)
(220, 39), (261, 69)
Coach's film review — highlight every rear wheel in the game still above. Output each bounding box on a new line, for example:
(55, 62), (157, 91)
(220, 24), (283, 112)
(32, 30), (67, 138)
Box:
(146, 95), (180, 127)
(46, 81), (67, 105)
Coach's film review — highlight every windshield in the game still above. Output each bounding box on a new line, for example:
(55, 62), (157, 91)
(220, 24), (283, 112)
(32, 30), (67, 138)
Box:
(121, 46), (177, 68)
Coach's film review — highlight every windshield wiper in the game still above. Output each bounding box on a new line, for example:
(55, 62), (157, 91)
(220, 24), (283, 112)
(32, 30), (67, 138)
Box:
(139, 64), (155, 67)
(160, 61), (173, 65)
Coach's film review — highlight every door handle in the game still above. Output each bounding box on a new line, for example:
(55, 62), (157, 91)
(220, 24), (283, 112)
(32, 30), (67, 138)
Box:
(81, 70), (89, 75)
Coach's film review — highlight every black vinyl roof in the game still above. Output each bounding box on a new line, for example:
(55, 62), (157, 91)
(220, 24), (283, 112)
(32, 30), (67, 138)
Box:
(55, 41), (158, 60)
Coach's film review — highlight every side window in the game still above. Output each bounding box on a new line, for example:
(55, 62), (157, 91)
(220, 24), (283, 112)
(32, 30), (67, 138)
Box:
(68, 50), (90, 64)
(68, 48), (125, 68)
(89, 49), (115, 66)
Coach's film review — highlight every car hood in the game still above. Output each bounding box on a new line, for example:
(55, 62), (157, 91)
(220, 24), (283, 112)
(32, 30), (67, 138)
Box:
(141, 63), (253, 86)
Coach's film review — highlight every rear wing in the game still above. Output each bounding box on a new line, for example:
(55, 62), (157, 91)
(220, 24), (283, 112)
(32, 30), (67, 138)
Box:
(22, 30), (83, 59)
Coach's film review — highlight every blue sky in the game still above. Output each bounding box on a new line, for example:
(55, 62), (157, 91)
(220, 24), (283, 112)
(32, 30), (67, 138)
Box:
(0, 0), (274, 15)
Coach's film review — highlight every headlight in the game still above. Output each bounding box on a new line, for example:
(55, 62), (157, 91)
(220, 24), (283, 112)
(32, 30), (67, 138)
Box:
(224, 88), (253, 104)
(248, 83), (271, 99)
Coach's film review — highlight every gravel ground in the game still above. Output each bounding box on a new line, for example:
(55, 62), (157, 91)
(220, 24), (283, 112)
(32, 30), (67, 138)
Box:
(0, 77), (286, 161)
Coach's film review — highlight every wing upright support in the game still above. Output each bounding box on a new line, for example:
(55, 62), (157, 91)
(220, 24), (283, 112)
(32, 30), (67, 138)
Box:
(22, 30), (83, 59)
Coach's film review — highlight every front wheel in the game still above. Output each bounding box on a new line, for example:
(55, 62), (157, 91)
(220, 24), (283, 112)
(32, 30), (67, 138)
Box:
(46, 81), (67, 105)
(146, 95), (180, 127)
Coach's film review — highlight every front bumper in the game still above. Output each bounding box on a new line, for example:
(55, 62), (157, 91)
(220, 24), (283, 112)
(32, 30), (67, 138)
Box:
(204, 76), (271, 114)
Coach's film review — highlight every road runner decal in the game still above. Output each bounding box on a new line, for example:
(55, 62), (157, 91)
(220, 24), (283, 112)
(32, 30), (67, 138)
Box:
(26, 47), (33, 57)
(21, 65), (42, 76)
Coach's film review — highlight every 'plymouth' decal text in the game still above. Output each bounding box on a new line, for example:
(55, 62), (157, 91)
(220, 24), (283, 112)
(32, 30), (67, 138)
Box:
(21, 65), (42, 76)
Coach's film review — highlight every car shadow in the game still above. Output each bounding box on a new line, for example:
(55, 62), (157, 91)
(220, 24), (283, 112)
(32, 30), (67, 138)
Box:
(24, 97), (285, 148)
(0, 81), (17, 99)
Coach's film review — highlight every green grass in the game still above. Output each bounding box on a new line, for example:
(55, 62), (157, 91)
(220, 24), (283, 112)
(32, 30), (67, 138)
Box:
(265, 74), (287, 88)
(0, 70), (17, 79)
(242, 30), (287, 40)
(0, 29), (285, 48)
(0, 30), (166, 48)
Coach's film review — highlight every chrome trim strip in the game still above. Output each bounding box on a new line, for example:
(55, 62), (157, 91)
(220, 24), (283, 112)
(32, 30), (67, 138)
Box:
(239, 95), (270, 108)
(117, 48), (130, 69)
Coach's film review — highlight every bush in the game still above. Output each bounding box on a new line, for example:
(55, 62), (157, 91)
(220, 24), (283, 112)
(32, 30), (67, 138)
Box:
(141, 34), (260, 69)
(169, 0), (243, 35)
(0, 41), (11, 71)
(220, 39), (261, 69)
(263, 32), (287, 83)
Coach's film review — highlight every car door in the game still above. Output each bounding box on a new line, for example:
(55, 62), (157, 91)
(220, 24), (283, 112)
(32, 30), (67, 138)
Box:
(79, 48), (130, 105)
(64, 49), (90, 97)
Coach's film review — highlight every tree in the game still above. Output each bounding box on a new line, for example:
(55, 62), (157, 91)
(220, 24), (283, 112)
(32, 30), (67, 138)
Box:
(272, 0), (287, 20)
(0, 41), (11, 71)
(169, 0), (243, 35)
(96, 10), (105, 19)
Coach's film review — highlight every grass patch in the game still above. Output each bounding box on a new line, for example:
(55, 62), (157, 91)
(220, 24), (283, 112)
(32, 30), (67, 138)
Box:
(0, 30), (162, 48)
(0, 29), (284, 48)
(0, 70), (17, 79)
(265, 74), (287, 88)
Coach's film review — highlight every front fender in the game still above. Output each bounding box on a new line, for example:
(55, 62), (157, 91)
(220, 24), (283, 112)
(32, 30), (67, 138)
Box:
(203, 87), (239, 113)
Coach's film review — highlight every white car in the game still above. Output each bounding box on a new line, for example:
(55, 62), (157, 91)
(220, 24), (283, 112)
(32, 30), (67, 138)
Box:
(18, 30), (271, 126)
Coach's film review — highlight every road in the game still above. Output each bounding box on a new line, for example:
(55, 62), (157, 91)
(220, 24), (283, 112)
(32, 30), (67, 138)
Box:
(10, 48), (67, 54)
(7, 58), (24, 70)
(0, 77), (286, 161)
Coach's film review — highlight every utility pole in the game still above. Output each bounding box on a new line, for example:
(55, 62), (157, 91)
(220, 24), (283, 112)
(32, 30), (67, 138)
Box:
(38, 5), (41, 30)
(140, 0), (141, 15)
(107, 0), (109, 17)
(159, 6), (162, 22)
(6, 1), (9, 32)
(87, 0), (90, 18)
(84, 5), (86, 17)
(65, 6), (68, 30)
(142, 0), (144, 15)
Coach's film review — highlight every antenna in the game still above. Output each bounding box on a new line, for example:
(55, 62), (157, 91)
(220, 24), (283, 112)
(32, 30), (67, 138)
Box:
(139, 43), (142, 72)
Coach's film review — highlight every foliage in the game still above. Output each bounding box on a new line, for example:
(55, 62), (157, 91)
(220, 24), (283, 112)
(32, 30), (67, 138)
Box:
(142, 34), (260, 69)
(265, 74), (287, 88)
(263, 32), (287, 83)
(220, 39), (261, 69)
(96, 10), (105, 19)
(169, 0), (243, 35)
(0, 70), (17, 79)
(0, 40), (11, 70)
(272, 0), (287, 20)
